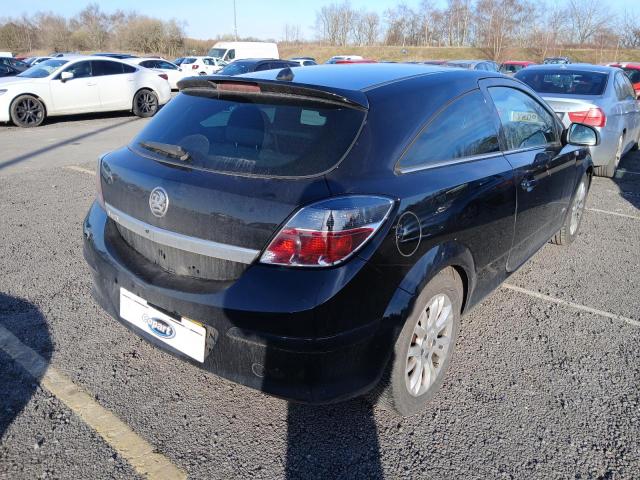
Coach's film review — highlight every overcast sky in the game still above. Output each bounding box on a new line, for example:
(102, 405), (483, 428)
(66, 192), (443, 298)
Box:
(4, 0), (638, 41)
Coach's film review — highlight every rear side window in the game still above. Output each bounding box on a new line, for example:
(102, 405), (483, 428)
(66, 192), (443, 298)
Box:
(517, 69), (608, 95)
(488, 86), (558, 151)
(92, 60), (125, 76)
(140, 60), (156, 68)
(182, 58), (196, 64)
(399, 90), (500, 170)
(132, 92), (366, 177)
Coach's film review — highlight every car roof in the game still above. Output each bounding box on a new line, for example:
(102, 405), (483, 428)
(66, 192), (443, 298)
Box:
(524, 63), (616, 74)
(238, 63), (497, 92)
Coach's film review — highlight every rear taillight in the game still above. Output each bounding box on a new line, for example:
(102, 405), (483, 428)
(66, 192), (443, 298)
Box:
(192, 64), (199, 69)
(158, 73), (168, 80)
(568, 108), (606, 127)
(260, 196), (394, 267)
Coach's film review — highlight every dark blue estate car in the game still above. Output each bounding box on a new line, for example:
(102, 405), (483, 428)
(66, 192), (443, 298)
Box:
(84, 64), (597, 415)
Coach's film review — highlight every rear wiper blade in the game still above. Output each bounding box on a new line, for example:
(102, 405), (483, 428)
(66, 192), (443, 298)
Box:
(138, 141), (191, 161)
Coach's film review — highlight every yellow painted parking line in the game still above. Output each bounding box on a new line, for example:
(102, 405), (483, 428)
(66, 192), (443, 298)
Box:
(502, 284), (640, 328)
(0, 325), (187, 480)
(64, 165), (95, 175)
(586, 208), (640, 221)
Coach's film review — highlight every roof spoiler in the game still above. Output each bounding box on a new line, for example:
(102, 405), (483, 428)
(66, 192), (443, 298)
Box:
(176, 76), (369, 110)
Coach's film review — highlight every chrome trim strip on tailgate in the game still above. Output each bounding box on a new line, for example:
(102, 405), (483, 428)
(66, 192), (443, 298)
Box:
(105, 203), (260, 265)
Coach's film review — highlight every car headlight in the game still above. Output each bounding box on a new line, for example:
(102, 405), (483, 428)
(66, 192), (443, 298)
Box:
(0, 89), (8, 95)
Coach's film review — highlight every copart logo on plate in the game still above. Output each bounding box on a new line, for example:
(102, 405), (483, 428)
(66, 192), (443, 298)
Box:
(143, 314), (176, 339)
(149, 187), (169, 218)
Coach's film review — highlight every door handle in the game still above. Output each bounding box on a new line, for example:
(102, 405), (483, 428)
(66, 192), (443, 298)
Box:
(86, 82), (97, 86)
(521, 178), (537, 192)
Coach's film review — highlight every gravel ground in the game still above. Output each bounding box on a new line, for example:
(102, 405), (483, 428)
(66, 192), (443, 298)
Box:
(1, 114), (639, 479)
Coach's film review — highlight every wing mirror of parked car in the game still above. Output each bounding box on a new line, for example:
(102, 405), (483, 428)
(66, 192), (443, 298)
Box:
(564, 123), (600, 147)
(60, 71), (74, 82)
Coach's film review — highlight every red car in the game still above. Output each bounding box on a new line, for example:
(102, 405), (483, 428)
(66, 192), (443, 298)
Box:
(499, 61), (536, 75)
(609, 63), (640, 98)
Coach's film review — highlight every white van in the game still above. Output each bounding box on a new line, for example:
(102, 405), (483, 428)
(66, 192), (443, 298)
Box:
(0, 52), (13, 58)
(207, 42), (279, 62)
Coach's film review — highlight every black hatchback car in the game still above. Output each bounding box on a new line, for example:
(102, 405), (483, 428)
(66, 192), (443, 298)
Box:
(84, 64), (598, 415)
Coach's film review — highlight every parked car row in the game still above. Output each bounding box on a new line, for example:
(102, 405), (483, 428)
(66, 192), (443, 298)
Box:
(0, 55), (171, 127)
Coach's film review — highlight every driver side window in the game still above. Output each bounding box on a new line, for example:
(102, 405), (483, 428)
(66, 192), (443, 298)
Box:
(226, 49), (235, 60)
(63, 61), (92, 79)
(488, 86), (558, 151)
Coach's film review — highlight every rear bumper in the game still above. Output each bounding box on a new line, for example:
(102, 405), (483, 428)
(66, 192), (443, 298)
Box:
(83, 202), (396, 403)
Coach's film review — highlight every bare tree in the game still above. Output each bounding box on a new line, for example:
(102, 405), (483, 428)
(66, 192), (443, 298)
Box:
(618, 10), (640, 48)
(315, 2), (355, 46)
(282, 24), (301, 44)
(475, 0), (532, 61)
(567, 0), (611, 45)
(70, 3), (110, 51)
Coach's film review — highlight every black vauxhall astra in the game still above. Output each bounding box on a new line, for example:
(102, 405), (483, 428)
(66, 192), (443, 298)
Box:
(84, 64), (598, 415)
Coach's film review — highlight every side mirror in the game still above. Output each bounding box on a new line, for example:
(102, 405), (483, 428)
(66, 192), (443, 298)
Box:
(178, 67), (182, 72)
(60, 71), (74, 82)
(565, 123), (600, 147)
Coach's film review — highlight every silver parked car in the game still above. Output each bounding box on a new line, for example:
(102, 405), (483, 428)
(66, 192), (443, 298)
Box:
(516, 64), (640, 177)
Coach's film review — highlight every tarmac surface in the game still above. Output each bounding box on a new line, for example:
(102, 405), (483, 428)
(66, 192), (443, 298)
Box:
(1, 111), (639, 479)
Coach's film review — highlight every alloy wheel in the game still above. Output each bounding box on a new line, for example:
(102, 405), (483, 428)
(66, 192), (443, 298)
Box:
(15, 97), (44, 126)
(569, 180), (587, 235)
(136, 91), (158, 115)
(405, 293), (454, 397)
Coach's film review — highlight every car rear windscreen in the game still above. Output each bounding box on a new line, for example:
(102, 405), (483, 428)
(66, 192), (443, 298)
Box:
(131, 91), (366, 177)
(516, 70), (608, 95)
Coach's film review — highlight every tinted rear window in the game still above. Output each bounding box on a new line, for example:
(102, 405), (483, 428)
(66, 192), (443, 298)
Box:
(132, 91), (366, 177)
(516, 70), (608, 95)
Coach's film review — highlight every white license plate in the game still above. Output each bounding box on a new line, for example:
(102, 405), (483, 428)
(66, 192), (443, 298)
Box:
(119, 288), (206, 362)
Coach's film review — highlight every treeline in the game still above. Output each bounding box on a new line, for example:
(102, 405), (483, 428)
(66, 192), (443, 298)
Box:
(0, 3), (186, 56)
(2, 1), (639, 61)
(314, 0), (640, 60)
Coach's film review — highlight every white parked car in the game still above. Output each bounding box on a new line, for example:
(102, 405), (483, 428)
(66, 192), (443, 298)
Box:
(180, 57), (226, 76)
(0, 56), (171, 127)
(125, 57), (189, 90)
(207, 41), (279, 63)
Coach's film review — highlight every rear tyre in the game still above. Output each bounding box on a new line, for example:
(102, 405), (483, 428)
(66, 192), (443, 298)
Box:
(371, 267), (462, 416)
(132, 89), (159, 118)
(594, 134), (623, 178)
(10, 94), (46, 128)
(550, 173), (588, 246)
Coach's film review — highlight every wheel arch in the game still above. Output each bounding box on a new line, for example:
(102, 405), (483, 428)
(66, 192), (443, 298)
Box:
(9, 92), (49, 118)
(383, 241), (477, 330)
(131, 86), (157, 111)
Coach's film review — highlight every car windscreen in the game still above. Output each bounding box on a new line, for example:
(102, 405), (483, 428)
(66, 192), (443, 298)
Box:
(622, 68), (640, 84)
(516, 70), (608, 95)
(218, 63), (250, 75)
(131, 91), (366, 177)
(208, 48), (226, 59)
(17, 59), (69, 78)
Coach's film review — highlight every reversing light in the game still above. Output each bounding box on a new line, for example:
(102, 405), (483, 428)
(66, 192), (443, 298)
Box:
(568, 108), (606, 128)
(260, 196), (394, 267)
